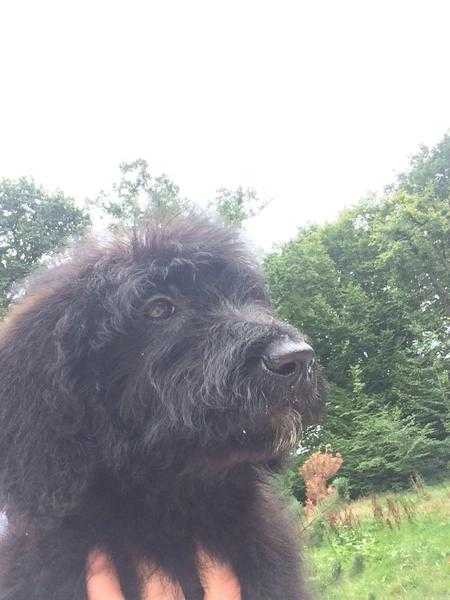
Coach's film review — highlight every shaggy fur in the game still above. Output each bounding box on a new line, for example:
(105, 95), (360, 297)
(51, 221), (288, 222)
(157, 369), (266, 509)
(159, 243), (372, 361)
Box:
(0, 215), (321, 599)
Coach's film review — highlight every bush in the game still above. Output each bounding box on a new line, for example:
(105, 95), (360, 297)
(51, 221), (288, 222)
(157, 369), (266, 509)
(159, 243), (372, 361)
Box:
(350, 553), (365, 576)
(299, 450), (343, 513)
(332, 476), (351, 501)
(274, 459), (306, 502)
(323, 382), (448, 497)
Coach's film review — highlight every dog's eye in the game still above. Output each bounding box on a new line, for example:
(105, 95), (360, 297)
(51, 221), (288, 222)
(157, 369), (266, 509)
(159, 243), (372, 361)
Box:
(145, 298), (175, 320)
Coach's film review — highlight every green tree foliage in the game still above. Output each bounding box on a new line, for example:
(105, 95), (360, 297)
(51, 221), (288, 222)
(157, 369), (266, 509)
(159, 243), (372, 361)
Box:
(213, 186), (267, 227)
(265, 225), (377, 388)
(100, 160), (268, 230)
(266, 133), (450, 496)
(394, 133), (450, 200)
(99, 159), (192, 227)
(391, 352), (449, 440)
(325, 374), (446, 496)
(372, 192), (449, 325)
(0, 178), (89, 316)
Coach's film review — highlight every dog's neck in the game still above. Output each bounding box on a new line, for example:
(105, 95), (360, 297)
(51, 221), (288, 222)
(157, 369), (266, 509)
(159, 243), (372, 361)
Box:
(86, 460), (273, 524)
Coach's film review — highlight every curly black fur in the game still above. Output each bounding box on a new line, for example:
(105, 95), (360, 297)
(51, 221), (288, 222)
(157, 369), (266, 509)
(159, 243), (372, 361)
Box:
(0, 215), (322, 599)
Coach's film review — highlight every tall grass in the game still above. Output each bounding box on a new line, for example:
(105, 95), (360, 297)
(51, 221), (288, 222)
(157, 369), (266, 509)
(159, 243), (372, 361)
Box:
(303, 480), (450, 599)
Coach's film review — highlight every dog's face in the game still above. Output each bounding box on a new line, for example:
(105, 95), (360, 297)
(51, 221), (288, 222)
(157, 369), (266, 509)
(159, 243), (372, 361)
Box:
(80, 218), (321, 472)
(2, 217), (321, 482)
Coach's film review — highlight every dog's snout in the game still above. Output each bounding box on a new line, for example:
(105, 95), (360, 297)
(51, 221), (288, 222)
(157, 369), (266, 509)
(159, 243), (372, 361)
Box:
(262, 339), (314, 377)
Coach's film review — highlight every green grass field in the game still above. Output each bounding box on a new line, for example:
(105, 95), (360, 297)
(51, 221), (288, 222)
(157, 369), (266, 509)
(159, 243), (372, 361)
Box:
(303, 481), (450, 599)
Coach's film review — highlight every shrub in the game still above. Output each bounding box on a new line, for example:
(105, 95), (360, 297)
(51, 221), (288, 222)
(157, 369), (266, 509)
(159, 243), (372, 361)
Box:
(332, 476), (350, 501)
(324, 383), (447, 497)
(330, 559), (342, 581)
(350, 553), (365, 576)
(299, 450), (343, 513)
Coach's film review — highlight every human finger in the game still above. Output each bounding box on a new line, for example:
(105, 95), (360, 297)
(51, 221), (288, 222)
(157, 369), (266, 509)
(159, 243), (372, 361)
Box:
(86, 551), (125, 600)
(198, 550), (241, 600)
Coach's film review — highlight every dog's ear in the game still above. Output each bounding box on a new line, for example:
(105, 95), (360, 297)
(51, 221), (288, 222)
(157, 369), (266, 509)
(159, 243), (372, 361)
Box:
(0, 285), (97, 521)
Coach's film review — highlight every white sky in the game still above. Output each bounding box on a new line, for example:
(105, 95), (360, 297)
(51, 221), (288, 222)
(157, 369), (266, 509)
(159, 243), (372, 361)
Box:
(1, 0), (449, 249)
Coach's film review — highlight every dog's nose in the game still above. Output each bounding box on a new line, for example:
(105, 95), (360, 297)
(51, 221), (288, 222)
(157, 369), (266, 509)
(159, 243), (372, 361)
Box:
(262, 339), (314, 377)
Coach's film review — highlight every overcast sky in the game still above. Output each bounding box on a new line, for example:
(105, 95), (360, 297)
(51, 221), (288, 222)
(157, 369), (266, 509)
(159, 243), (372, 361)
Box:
(1, 0), (449, 248)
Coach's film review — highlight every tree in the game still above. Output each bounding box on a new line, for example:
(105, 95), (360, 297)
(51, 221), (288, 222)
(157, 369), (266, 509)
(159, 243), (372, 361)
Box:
(389, 321), (449, 441)
(330, 367), (448, 495)
(212, 186), (268, 227)
(0, 178), (89, 316)
(372, 192), (450, 322)
(264, 133), (450, 497)
(98, 159), (191, 227)
(265, 226), (367, 387)
(393, 132), (450, 200)
(99, 160), (269, 230)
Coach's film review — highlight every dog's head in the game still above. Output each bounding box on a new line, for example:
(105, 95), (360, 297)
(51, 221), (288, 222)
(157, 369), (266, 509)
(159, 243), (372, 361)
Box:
(0, 216), (322, 512)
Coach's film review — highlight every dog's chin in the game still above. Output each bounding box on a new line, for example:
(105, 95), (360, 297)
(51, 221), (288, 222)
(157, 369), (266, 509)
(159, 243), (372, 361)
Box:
(201, 448), (282, 474)
(197, 406), (303, 474)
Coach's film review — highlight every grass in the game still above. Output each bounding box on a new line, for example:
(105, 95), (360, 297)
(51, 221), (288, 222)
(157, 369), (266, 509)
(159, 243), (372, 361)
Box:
(303, 480), (450, 599)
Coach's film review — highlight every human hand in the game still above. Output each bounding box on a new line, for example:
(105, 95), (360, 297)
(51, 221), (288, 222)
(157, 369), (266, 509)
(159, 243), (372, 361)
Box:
(86, 550), (241, 600)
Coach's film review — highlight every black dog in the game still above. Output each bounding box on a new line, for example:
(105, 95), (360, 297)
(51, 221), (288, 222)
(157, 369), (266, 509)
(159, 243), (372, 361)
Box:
(0, 215), (321, 599)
